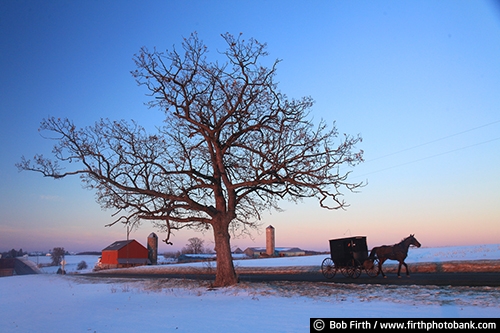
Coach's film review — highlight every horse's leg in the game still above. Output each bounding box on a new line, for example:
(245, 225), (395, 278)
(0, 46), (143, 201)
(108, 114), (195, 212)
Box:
(403, 262), (410, 277)
(378, 259), (386, 278)
(397, 262), (402, 278)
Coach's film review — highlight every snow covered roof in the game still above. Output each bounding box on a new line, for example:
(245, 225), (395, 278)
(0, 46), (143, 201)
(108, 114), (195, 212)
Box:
(244, 247), (305, 252)
(181, 254), (216, 259)
(276, 247), (305, 253)
(102, 240), (135, 251)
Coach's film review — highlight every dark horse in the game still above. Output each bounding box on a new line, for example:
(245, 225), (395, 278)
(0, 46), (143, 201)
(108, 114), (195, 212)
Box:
(368, 234), (421, 278)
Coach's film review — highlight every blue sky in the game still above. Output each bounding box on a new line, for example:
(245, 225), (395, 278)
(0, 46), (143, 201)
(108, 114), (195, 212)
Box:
(1, 0), (499, 253)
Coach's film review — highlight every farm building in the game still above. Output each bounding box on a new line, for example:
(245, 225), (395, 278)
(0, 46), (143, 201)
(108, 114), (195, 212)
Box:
(243, 247), (306, 258)
(243, 225), (306, 258)
(99, 239), (150, 269)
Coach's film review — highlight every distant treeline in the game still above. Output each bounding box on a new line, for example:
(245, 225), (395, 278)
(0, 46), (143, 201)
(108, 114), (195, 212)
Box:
(0, 249), (102, 259)
(1, 248), (27, 258)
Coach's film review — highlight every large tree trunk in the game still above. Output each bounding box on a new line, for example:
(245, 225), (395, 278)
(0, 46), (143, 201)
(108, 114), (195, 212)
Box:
(212, 221), (238, 287)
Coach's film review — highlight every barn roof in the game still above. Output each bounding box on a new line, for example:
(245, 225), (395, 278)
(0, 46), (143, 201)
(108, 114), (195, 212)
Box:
(244, 247), (305, 253)
(102, 240), (135, 251)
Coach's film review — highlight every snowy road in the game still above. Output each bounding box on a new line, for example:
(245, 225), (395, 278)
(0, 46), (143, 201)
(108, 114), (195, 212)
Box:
(85, 271), (500, 286)
(241, 271), (500, 286)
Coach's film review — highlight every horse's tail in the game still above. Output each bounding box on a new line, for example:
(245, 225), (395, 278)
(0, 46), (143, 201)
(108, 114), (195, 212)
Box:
(369, 247), (378, 260)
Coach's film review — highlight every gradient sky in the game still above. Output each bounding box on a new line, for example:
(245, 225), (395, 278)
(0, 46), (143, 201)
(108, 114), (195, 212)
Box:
(1, 0), (499, 253)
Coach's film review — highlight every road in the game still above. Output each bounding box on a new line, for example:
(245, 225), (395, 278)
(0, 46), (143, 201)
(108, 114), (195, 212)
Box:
(84, 271), (500, 287)
(239, 271), (500, 286)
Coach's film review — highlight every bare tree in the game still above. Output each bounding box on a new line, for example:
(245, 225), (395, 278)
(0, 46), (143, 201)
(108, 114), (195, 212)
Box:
(17, 33), (364, 286)
(51, 247), (65, 267)
(182, 237), (206, 254)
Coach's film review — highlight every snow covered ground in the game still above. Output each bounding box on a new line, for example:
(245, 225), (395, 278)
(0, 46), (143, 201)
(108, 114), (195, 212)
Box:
(1, 244), (499, 332)
(32, 243), (500, 274)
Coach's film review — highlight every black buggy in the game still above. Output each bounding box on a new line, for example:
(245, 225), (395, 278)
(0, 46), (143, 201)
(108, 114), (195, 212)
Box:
(321, 236), (379, 279)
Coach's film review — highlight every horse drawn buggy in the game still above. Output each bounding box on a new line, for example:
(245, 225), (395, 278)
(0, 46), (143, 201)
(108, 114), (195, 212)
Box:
(321, 234), (422, 279)
(321, 236), (378, 279)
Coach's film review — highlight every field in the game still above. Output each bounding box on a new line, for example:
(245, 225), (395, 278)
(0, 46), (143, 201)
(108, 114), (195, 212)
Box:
(1, 244), (499, 332)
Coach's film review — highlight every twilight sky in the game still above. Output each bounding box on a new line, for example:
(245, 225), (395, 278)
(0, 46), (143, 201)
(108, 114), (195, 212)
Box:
(1, 0), (499, 253)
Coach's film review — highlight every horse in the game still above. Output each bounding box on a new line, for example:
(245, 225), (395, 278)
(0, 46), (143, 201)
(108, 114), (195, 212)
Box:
(368, 234), (421, 278)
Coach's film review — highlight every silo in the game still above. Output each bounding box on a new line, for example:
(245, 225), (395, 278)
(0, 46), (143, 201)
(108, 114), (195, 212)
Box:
(147, 232), (158, 265)
(266, 225), (275, 256)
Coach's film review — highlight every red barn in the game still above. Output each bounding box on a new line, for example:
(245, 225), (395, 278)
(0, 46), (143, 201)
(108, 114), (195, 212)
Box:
(99, 240), (150, 269)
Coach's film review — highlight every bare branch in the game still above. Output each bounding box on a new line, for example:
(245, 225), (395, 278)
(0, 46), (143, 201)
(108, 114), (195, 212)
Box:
(19, 33), (364, 286)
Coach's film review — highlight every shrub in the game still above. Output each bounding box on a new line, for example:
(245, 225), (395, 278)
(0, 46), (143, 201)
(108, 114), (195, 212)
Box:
(77, 261), (88, 270)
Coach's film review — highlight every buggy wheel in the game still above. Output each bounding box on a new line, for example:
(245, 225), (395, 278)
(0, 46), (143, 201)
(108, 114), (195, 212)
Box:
(348, 260), (362, 279)
(365, 259), (379, 277)
(321, 258), (336, 279)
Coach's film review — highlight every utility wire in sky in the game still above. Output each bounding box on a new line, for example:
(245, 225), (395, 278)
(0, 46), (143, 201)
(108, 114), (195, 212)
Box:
(346, 119), (500, 180)
(354, 136), (500, 179)
(366, 119), (500, 163)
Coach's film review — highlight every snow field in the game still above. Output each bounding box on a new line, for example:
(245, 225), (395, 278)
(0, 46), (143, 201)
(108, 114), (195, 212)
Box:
(1, 274), (499, 333)
(2, 244), (499, 332)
